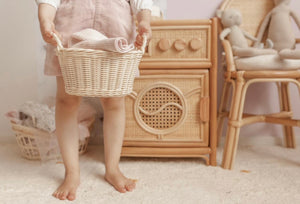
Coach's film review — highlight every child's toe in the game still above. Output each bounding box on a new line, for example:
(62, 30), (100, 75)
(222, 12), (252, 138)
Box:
(59, 191), (68, 200)
(67, 191), (76, 201)
(116, 185), (127, 193)
(52, 191), (58, 198)
(125, 180), (136, 191)
(125, 185), (134, 191)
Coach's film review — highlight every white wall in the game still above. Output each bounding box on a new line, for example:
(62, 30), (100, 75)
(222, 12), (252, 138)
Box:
(0, 1), (40, 143)
(0, 0), (299, 144)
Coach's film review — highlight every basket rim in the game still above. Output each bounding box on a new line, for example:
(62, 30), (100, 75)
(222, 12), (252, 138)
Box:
(11, 121), (51, 138)
(57, 47), (144, 55)
(52, 32), (147, 55)
(10, 117), (95, 132)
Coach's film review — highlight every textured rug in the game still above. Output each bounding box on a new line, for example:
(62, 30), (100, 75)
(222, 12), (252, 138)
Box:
(1, 135), (300, 204)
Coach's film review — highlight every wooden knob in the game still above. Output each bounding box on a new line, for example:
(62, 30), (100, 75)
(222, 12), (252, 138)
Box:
(190, 38), (202, 51)
(174, 39), (186, 51)
(158, 38), (171, 51)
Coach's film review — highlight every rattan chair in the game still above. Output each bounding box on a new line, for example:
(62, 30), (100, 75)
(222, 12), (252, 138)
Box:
(217, 0), (300, 169)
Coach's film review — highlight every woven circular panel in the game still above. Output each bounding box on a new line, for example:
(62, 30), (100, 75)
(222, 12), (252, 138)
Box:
(134, 82), (187, 135)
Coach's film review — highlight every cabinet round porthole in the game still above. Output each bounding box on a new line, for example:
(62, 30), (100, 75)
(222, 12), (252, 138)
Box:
(134, 82), (188, 135)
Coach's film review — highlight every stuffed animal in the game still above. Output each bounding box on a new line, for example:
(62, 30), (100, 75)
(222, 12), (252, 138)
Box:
(255, 0), (300, 59)
(217, 9), (276, 58)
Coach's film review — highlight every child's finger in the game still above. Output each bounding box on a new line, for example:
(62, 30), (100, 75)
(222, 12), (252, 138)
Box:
(138, 26), (151, 39)
(49, 30), (62, 46)
(42, 29), (54, 43)
(49, 38), (58, 46)
(137, 34), (143, 42)
(135, 40), (143, 48)
(135, 34), (141, 41)
(138, 31), (147, 40)
(42, 33), (55, 46)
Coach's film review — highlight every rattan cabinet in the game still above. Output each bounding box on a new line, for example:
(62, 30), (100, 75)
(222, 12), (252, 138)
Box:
(122, 19), (218, 165)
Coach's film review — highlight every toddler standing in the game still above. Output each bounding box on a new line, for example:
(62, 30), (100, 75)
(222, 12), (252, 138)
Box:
(36, 0), (152, 201)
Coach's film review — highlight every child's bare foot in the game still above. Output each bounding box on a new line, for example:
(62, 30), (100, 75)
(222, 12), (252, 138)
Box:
(105, 168), (137, 193)
(52, 172), (80, 201)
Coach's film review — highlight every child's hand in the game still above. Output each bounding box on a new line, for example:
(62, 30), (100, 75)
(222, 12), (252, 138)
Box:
(135, 21), (152, 48)
(135, 7), (152, 49)
(40, 19), (61, 46)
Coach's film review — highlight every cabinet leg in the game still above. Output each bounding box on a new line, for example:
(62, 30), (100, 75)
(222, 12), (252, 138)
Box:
(209, 151), (217, 166)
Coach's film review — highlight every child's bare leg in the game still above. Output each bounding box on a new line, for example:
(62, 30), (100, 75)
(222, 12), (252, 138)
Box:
(52, 76), (81, 201)
(100, 97), (136, 193)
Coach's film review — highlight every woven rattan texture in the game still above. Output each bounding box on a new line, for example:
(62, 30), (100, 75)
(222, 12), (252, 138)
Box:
(150, 29), (209, 59)
(11, 123), (89, 160)
(124, 73), (209, 144)
(139, 87), (182, 130)
(134, 82), (187, 136)
(58, 49), (143, 97)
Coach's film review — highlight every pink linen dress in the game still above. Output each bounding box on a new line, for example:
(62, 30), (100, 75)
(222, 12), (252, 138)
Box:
(44, 0), (137, 76)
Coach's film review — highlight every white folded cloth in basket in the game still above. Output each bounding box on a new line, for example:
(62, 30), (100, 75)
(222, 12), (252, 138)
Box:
(69, 28), (135, 53)
(5, 101), (96, 141)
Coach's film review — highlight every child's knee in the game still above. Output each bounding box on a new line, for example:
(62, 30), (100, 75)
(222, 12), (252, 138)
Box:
(56, 96), (81, 110)
(101, 97), (124, 111)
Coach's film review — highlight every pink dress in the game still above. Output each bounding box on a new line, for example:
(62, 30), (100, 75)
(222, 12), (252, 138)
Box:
(44, 0), (137, 76)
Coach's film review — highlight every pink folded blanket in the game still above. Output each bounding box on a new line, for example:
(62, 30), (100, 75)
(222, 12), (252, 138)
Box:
(69, 28), (135, 53)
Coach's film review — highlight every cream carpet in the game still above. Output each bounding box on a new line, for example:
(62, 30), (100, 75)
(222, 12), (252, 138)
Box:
(1, 135), (300, 204)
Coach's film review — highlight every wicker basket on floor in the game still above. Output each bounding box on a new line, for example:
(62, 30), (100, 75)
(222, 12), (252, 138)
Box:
(10, 122), (91, 160)
(53, 33), (146, 97)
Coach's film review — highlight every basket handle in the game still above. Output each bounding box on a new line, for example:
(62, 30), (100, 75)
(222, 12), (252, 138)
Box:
(51, 32), (64, 50)
(140, 34), (148, 54)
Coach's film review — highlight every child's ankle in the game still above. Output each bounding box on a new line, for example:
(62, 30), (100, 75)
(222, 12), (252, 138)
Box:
(65, 169), (80, 176)
(105, 166), (121, 175)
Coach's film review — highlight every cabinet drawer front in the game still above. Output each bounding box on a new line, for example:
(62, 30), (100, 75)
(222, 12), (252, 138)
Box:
(124, 70), (209, 147)
(140, 20), (212, 69)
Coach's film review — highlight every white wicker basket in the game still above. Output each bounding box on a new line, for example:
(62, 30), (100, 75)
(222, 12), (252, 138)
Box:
(11, 122), (92, 160)
(53, 33), (146, 97)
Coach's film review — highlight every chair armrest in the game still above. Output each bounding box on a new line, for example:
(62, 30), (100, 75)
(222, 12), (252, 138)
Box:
(296, 38), (300, 44)
(221, 39), (236, 72)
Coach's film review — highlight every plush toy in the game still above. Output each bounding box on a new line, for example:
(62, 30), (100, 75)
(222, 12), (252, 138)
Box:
(217, 9), (276, 57)
(217, 9), (276, 58)
(255, 0), (300, 59)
